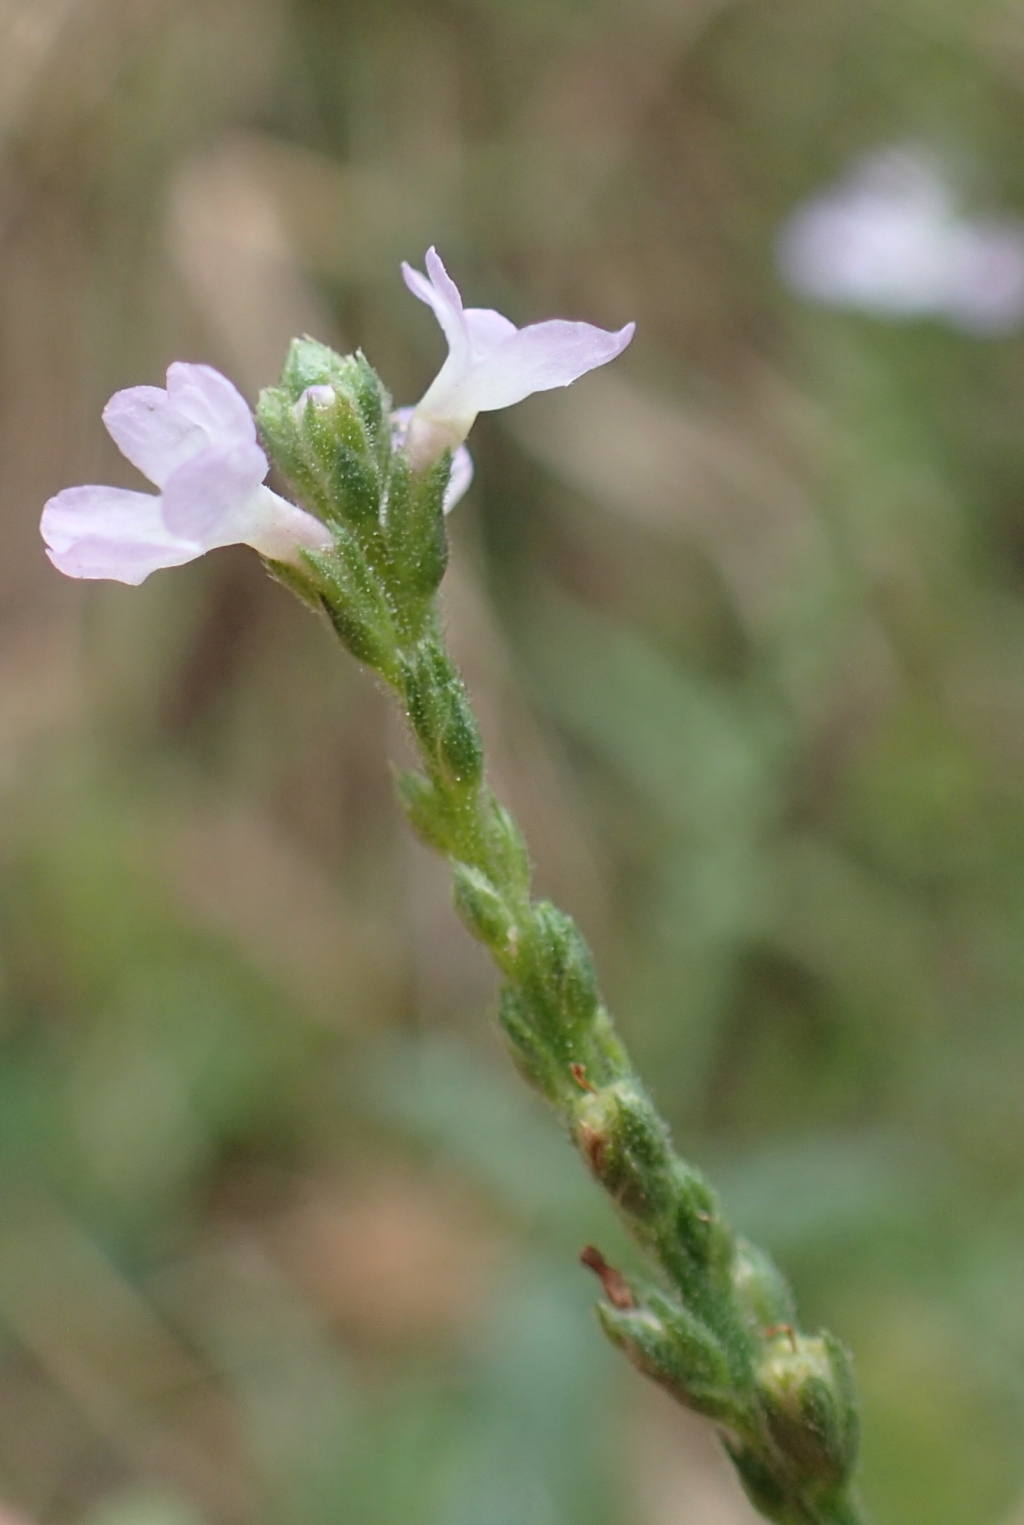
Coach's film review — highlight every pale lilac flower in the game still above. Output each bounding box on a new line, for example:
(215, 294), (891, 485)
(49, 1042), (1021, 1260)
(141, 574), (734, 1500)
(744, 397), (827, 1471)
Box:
(42, 363), (332, 585)
(400, 247), (635, 468)
(777, 145), (1024, 335)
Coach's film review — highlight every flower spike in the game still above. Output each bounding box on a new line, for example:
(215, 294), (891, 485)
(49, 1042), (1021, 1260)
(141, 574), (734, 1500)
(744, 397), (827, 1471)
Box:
(400, 247), (635, 468)
(42, 363), (332, 585)
(42, 261), (635, 586)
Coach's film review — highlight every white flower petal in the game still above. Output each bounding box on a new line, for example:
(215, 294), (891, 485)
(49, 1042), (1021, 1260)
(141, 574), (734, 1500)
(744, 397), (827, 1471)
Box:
(445, 444), (474, 512)
(777, 145), (1024, 336)
(402, 248), (470, 365)
(778, 197), (955, 313)
(293, 384), (337, 418)
(165, 362), (257, 445)
(160, 440), (269, 546)
(942, 220), (1024, 334)
(44, 364), (330, 584)
(41, 485), (200, 584)
(400, 249), (636, 466)
(102, 386), (209, 489)
(456, 317), (635, 413)
(424, 247), (466, 318)
(465, 307), (518, 354)
(102, 363), (257, 489)
(401, 262), (438, 308)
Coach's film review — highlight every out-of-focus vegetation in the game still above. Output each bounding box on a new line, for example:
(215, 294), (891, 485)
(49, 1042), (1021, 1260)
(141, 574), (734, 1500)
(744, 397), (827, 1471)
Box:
(3, 1), (1024, 1522)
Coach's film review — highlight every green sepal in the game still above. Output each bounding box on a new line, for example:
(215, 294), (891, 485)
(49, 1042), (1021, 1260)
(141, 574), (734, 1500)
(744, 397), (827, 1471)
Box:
(256, 387), (324, 511)
(663, 1158), (729, 1264)
(278, 336), (342, 398)
(756, 1331), (860, 1487)
(261, 555), (326, 611)
(481, 794), (532, 899)
(496, 986), (561, 1099)
(339, 348), (392, 480)
(732, 1238), (797, 1333)
(384, 451), (450, 612)
(723, 1443), (794, 1525)
(305, 533), (399, 677)
(595, 1285), (741, 1425)
(573, 1080), (674, 1218)
(519, 901), (601, 1040)
(400, 642), (484, 790)
(297, 372), (383, 526)
(588, 1007), (630, 1076)
(329, 440), (383, 528)
(393, 770), (457, 855)
(452, 864), (518, 967)
(821, 1332), (860, 1474)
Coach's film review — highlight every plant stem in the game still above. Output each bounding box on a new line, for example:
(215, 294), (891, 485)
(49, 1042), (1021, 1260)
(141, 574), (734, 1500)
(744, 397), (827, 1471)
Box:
(379, 621), (868, 1525)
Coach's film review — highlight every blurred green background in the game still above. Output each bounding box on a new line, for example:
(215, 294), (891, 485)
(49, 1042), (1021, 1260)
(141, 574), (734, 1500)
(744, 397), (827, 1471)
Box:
(3, 1), (1024, 1522)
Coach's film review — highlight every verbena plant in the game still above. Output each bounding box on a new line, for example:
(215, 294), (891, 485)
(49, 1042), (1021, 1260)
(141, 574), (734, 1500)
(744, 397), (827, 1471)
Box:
(41, 249), (865, 1525)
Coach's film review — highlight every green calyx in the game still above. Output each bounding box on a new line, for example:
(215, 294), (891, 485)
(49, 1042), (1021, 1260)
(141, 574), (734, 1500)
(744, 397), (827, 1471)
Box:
(573, 1080), (674, 1217)
(385, 451), (451, 606)
(732, 1238), (797, 1330)
(400, 641), (484, 790)
(258, 338), (455, 667)
(452, 863), (518, 966)
(258, 341), (391, 528)
(755, 1331), (860, 1488)
(595, 1281), (742, 1425)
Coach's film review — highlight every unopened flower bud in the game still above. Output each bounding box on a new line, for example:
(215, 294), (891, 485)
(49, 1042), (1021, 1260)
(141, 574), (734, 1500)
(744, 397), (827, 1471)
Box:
(594, 1281), (738, 1424)
(452, 864), (517, 964)
(756, 1331), (859, 1486)
(382, 450), (449, 603)
(483, 796), (532, 898)
(521, 901), (601, 1035)
(260, 344), (390, 528)
(573, 1079), (674, 1218)
(497, 987), (561, 1099)
(394, 771), (455, 855)
(310, 524), (400, 676)
(293, 384), (336, 416)
(401, 643), (484, 791)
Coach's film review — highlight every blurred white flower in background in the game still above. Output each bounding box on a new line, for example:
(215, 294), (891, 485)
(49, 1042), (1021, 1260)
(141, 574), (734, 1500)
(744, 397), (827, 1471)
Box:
(778, 145), (1024, 335)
